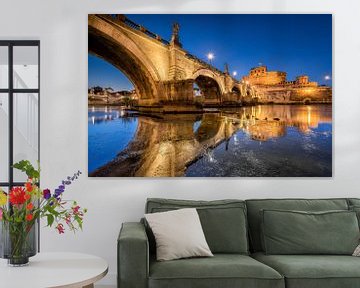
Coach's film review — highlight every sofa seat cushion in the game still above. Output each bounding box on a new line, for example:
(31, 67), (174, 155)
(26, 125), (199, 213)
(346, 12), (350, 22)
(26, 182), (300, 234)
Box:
(252, 252), (360, 288)
(149, 254), (284, 288)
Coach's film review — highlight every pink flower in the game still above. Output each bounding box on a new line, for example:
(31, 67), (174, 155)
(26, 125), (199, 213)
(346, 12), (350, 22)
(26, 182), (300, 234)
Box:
(72, 205), (80, 215)
(65, 214), (71, 225)
(0, 208), (3, 220)
(56, 223), (65, 234)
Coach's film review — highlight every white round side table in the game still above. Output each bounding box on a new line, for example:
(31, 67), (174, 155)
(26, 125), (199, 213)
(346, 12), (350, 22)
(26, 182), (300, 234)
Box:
(0, 252), (108, 288)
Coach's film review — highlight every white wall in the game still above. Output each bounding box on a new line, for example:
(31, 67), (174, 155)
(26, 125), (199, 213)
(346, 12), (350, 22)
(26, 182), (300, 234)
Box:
(1, 0), (360, 286)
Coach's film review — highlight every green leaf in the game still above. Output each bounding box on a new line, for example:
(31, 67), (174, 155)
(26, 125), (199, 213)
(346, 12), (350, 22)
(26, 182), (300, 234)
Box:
(47, 214), (54, 227)
(12, 160), (40, 180)
(75, 216), (83, 230)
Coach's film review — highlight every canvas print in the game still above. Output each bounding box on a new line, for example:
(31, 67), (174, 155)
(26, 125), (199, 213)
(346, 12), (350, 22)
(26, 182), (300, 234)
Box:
(88, 14), (332, 177)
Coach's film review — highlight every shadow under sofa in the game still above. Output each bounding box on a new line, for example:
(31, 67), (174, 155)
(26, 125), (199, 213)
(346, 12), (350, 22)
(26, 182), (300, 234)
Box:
(118, 198), (360, 288)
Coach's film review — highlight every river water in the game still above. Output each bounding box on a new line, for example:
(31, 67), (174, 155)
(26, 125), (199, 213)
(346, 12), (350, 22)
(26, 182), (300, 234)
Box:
(88, 104), (332, 177)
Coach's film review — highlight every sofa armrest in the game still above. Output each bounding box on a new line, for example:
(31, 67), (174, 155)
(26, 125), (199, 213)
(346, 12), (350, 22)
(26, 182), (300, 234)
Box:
(118, 222), (149, 288)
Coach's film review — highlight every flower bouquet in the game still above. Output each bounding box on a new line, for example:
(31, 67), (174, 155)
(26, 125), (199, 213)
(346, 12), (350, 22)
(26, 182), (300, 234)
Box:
(0, 160), (87, 266)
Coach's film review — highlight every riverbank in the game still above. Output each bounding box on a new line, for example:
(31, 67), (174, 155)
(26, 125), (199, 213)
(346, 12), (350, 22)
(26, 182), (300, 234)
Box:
(114, 101), (333, 115)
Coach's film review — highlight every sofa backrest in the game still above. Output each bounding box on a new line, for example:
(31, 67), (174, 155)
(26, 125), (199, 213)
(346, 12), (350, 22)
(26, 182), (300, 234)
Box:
(145, 198), (249, 255)
(348, 198), (360, 207)
(245, 198), (350, 252)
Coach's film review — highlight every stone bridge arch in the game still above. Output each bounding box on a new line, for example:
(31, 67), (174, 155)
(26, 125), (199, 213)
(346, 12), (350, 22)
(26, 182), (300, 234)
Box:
(88, 14), (245, 108)
(88, 15), (163, 105)
(192, 69), (225, 94)
(303, 97), (312, 104)
(231, 84), (241, 98)
(191, 69), (225, 103)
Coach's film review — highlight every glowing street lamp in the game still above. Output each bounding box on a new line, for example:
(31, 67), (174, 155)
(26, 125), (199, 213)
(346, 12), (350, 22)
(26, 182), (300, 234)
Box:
(207, 52), (214, 65)
(232, 71), (237, 77)
(324, 75), (331, 81)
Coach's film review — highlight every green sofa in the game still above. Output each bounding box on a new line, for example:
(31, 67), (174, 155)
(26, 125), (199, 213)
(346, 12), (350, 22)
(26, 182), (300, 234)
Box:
(118, 198), (360, 288)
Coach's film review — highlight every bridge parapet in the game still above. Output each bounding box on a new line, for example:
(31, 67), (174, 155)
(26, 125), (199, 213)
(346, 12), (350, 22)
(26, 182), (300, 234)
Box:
(184, 53), (223, 75)
(103, 14), (170, 46)
(103, 14), (227, 78)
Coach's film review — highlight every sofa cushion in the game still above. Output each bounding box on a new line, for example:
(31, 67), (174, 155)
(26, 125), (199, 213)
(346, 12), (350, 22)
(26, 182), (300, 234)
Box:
(145, 208), (213, 261)
(347, 199), (360, 228)
(149, 254), (284, 288)
(146, 198), (249, 254)
(246, 198), (349, 252)
(252, 252), (360, 288)
(347, 198), (360, 207)
(261, 209), (359, 255)
(349, 205), (360, 228)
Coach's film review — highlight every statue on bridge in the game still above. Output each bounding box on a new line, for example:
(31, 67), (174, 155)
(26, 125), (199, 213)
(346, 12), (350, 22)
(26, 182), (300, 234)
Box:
(173, 22), (179, 36)
(171, 22), (182, 47)
(224, 63), (229, 75)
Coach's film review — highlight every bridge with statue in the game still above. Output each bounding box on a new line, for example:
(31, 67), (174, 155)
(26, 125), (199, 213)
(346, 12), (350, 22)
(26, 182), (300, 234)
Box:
(88, 14), (260, 112)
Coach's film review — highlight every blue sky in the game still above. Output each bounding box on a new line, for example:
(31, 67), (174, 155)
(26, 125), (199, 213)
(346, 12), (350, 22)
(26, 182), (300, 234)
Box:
(88, 14), (332, 91)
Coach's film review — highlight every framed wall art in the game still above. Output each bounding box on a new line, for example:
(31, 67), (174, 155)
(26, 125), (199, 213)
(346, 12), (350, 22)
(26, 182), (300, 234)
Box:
(88, 14), (332, 177)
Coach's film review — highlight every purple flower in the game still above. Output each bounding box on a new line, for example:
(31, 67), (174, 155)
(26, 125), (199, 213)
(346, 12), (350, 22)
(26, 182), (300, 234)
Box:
(43, 189), (51, 200)
(54, 171), (82, 199)
(54, 189), (63, 199)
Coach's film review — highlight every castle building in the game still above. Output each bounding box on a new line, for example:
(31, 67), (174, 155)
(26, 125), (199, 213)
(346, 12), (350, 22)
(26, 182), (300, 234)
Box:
(243, 66), (318, 88)
(242, 65), (332, 104)
(243, 66), (287, 86)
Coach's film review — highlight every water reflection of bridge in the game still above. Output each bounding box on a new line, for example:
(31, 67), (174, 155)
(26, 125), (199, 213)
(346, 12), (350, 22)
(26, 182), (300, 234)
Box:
(90, 105), (332, 177)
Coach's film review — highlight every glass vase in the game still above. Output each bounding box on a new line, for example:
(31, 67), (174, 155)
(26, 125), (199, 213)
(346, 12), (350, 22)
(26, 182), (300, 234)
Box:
(0, 220), (37, 266)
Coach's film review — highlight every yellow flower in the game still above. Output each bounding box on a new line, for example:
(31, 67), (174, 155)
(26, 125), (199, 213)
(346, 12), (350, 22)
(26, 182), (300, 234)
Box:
(0, 190), (7, 206)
